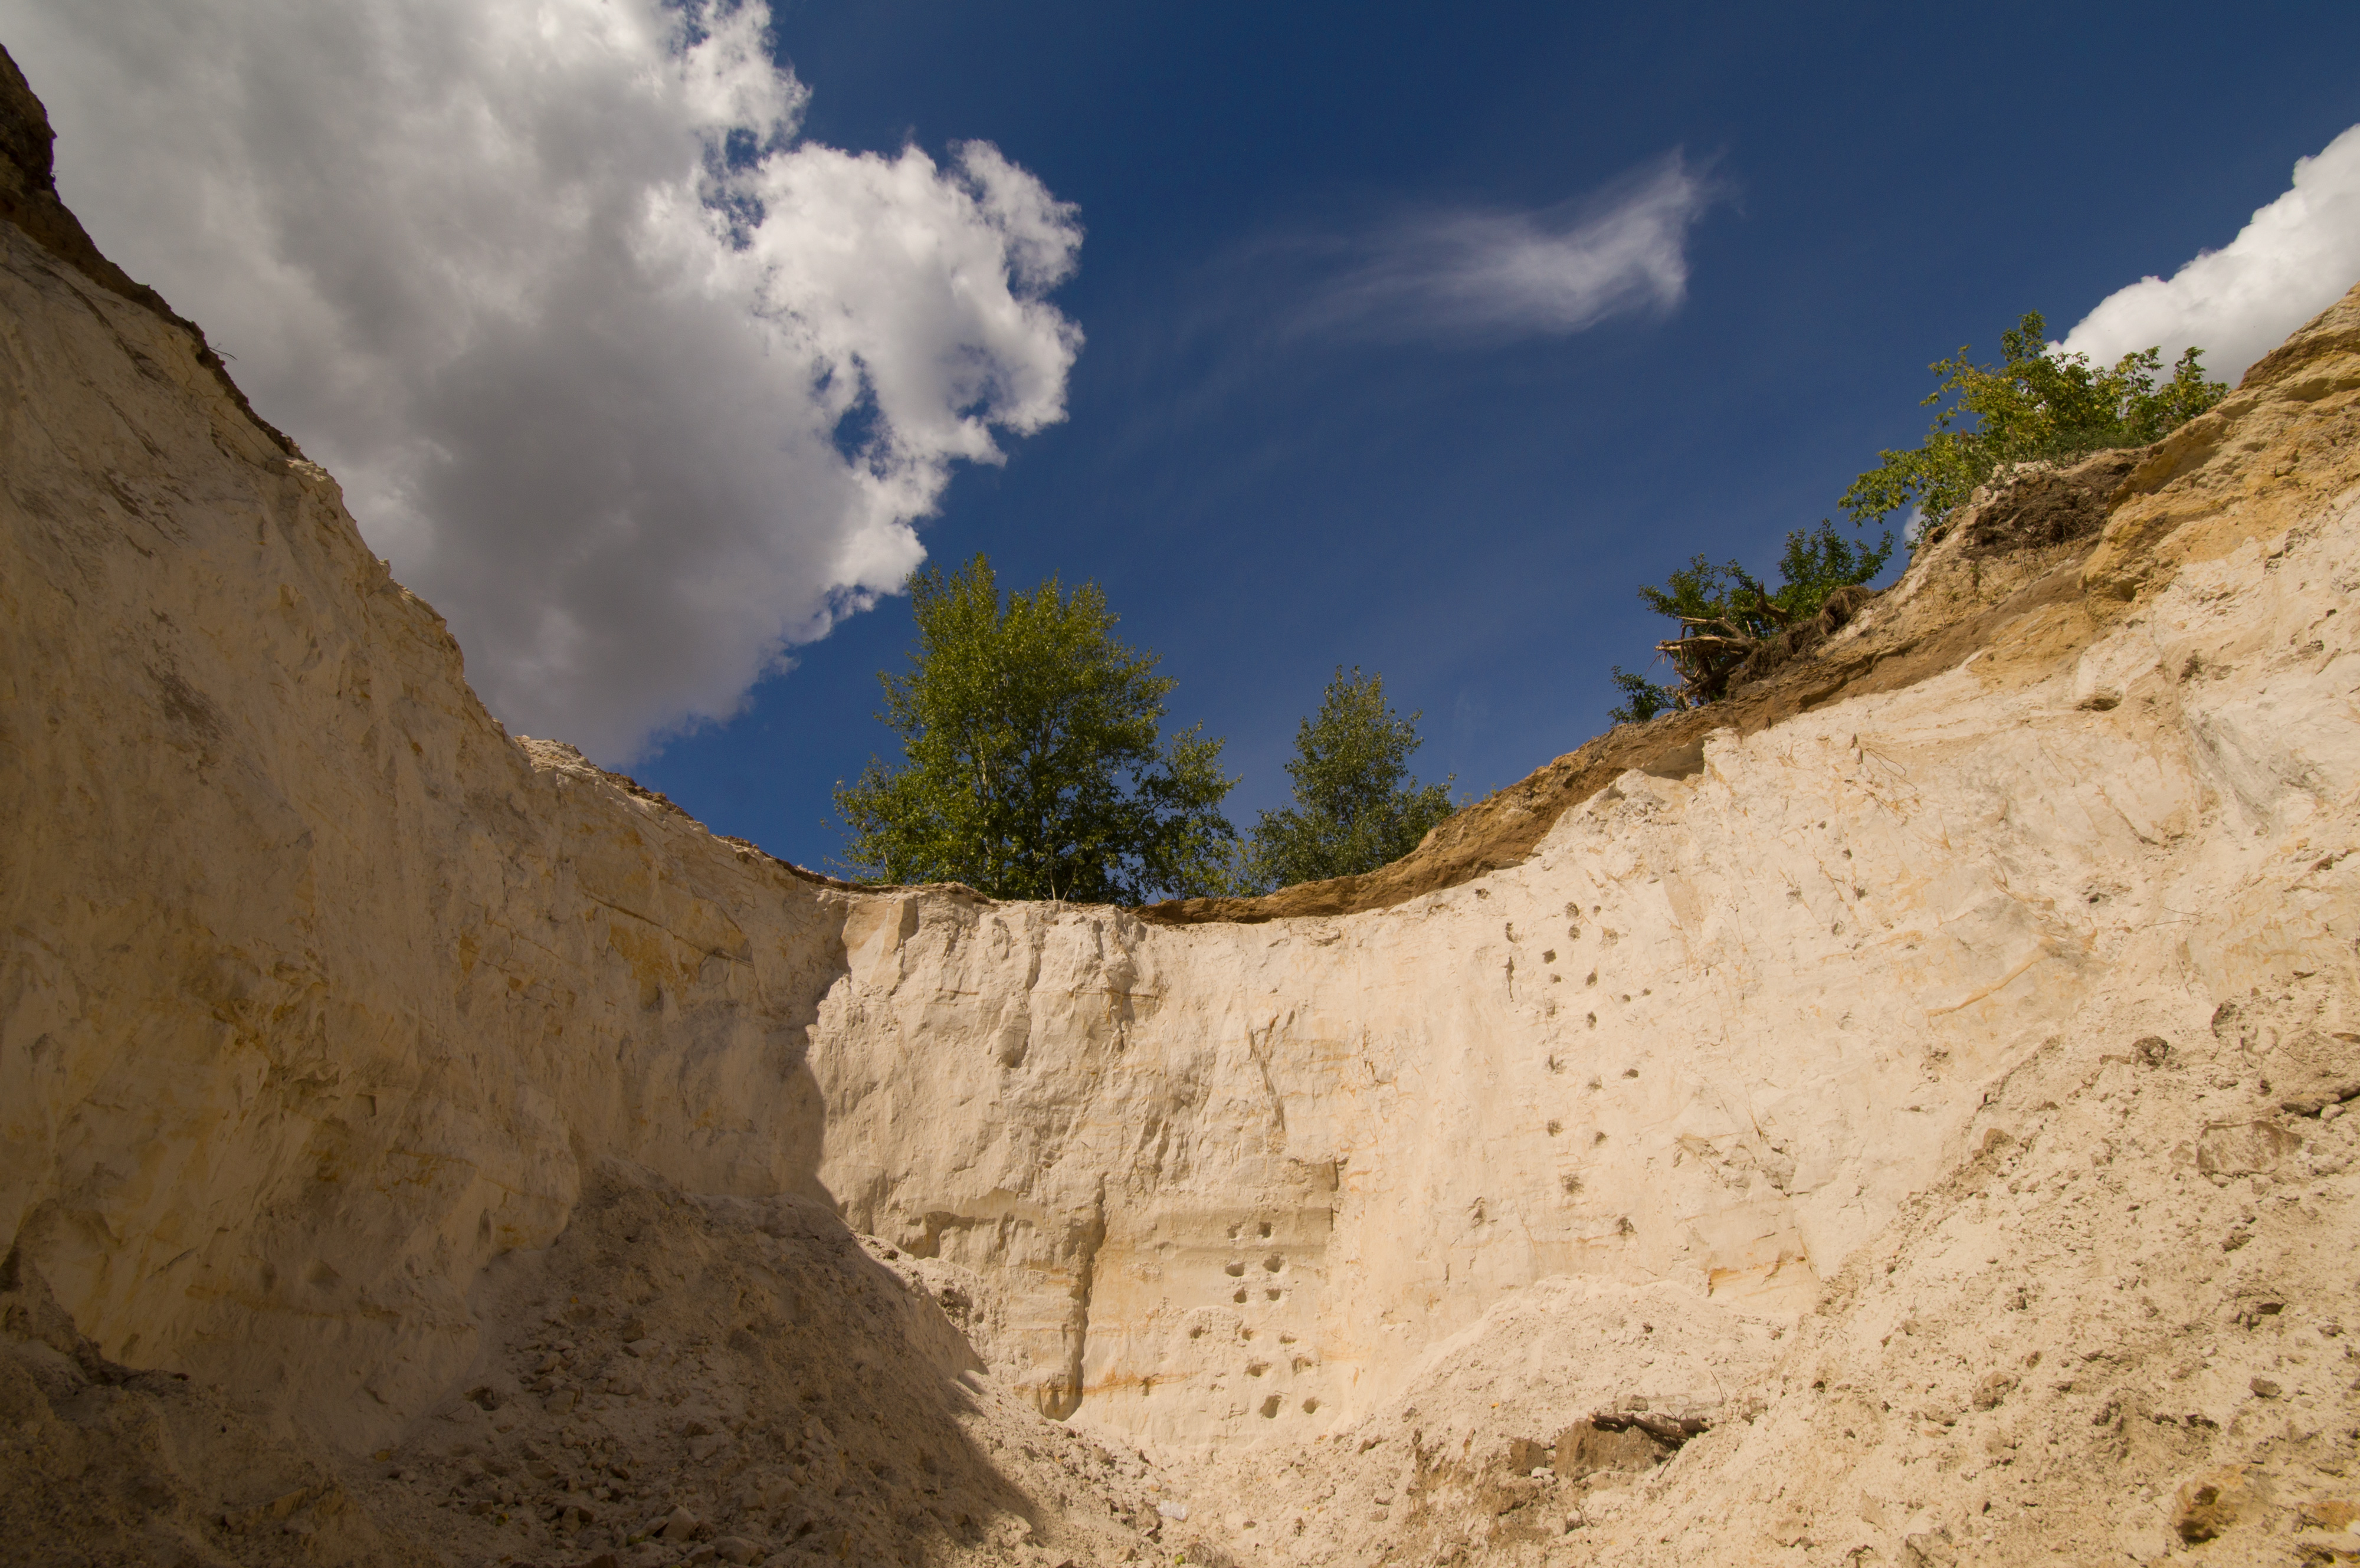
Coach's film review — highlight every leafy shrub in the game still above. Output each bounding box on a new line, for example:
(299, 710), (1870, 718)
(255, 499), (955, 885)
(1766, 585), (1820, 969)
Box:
(1840, 310), (2225, 533)
(1618, 521), (1890, 715)
(1611, 310), (2227, 720)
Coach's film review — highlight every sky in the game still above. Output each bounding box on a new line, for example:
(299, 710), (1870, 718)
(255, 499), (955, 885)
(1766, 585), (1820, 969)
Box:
(7, 1), (2360, 877)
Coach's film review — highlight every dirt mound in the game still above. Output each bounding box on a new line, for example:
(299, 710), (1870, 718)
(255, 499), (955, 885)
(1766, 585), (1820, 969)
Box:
(1948, 449), (2143, 555)
(3, 1163), (1185, 1568)
(1, 1251), (441, 1568)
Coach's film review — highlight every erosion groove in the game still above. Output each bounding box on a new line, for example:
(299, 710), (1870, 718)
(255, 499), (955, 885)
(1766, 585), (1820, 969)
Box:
(5, 49), (2360, 1568)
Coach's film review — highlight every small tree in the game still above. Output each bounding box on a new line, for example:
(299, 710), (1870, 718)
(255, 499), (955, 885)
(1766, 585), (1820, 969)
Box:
(1633, 520), (1892, 710)
(834, 555), (1238, 903)
(1243, 667), (1456, 890)
(1841, 310), (2226, 532)
(1607, 665), (1678, 724)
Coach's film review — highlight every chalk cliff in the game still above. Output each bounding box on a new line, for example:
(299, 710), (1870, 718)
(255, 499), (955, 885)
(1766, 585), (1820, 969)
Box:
(4, 47), (2358, 1567)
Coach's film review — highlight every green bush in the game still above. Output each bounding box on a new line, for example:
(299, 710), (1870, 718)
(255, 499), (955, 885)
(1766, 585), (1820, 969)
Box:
(1612, 310), (2227, 720)
(1606, 665), (1678, 725)
(1840, 310), (2225, 533)
(1615, 521), (1891, 717)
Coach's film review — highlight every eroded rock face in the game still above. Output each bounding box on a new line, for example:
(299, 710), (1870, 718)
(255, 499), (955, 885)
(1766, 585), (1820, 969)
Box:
(5, 48), (2360, 1567)
(798, 403), (2360, 1449)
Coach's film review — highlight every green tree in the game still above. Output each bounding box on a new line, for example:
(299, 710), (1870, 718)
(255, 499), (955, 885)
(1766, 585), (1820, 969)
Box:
(834, 555), (1238, 903)
(1841, 310), (2227, 533)
(1243, 667), (1456, 890)
(1607, 665), (1678, 724)
(1640, 520), (1892, 638)
(1630, 520), (1893, 711)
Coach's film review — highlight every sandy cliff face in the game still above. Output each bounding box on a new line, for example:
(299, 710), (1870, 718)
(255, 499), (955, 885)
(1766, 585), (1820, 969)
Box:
(794, 304), (2360, 1472)
(4, 49), (2360, 1567)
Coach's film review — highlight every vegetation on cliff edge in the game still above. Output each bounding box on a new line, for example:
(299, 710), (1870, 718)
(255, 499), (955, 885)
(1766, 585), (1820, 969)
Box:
(1237, 666), (1456, 891)
(1612, 310), (2228, 720)
(834, 555), (1238, 902)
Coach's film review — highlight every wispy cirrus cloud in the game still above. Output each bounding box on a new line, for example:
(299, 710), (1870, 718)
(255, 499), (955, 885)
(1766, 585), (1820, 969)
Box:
(1300, 152), (1720, 343)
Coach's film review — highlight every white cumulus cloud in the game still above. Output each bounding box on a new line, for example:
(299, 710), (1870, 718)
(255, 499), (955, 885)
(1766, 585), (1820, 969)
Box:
(2061, 124), (2360, 385)
(1306, 153), (1717, 342)
(1, 0), (1081, 762)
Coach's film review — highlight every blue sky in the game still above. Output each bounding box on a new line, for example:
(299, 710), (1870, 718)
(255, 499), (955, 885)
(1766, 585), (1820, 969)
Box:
(643, 1), (2360, 870)
(12, 0), (2359, 876)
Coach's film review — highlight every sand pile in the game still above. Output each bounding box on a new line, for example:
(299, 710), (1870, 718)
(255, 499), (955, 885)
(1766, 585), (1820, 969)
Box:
(3, 1163), (1194, 1567)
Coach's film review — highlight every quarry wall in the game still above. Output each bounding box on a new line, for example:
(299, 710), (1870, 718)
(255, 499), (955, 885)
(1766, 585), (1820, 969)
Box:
(5, 50), (2360, 1564)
